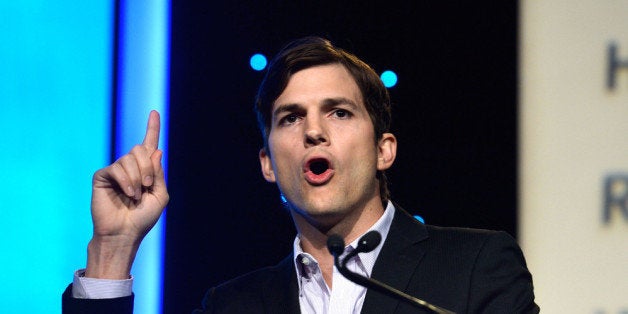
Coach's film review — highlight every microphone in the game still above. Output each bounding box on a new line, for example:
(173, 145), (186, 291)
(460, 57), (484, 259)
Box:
(332, 230), (382, 270)
(327, 231), (456, 314)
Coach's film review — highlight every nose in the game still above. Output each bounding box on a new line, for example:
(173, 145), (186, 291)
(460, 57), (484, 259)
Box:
(304, 117), (328, 147)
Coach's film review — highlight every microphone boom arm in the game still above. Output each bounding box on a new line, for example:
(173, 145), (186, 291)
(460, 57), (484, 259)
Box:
(329, 235), (456, 314)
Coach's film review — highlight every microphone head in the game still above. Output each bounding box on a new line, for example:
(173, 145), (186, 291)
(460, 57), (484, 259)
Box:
(356, 231), (382, 253)
(327, 234), (345, 257)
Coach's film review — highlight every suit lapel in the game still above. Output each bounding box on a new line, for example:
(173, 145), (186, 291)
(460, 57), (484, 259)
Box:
(361, 205), (429, 314)
(262, 253), (301, 314)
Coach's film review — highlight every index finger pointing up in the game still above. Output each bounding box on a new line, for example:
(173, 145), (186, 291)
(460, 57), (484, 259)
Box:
(142, 110), (161, 150)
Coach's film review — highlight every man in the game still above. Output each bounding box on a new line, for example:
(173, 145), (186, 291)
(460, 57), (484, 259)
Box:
(63, 37), (539, 313)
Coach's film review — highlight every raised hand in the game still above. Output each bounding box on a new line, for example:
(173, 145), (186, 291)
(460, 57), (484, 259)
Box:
(86, 110), (169, 279)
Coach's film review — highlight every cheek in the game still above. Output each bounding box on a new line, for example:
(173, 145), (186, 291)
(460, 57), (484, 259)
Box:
(345, 144), (378, 177)
(270, 150), (299, 181)
(269, 127), (305, 157)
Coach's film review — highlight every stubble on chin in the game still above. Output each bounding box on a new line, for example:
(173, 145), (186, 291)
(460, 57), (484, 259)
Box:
(287, 200), (347, 233)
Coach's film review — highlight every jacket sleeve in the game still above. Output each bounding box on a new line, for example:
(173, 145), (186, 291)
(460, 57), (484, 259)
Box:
(62, 284), (134, 314)
(466, 232), (540, 314)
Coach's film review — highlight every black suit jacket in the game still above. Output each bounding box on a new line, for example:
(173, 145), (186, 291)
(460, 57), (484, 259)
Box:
(63, 206), (539, 313)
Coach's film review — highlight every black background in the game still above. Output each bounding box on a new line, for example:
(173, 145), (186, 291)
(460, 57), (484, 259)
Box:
(165, 1), (518, 312)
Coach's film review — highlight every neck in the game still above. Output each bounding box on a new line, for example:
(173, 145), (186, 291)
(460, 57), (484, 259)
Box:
(291, 197), (386, 287)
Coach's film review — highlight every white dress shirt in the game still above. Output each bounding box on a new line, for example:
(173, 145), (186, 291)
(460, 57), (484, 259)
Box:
(72, 269), (133, 299)
(293, 201), (395, 314)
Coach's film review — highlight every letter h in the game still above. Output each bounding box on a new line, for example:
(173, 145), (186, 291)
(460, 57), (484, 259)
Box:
(607, 42), (628, 90)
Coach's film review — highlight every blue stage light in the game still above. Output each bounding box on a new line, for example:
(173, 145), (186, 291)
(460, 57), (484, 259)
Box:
(414, 215), (425, 224)
(116, 1), (170, 313)
(250, 53), (267, 71)
(380, 70), (398, 88)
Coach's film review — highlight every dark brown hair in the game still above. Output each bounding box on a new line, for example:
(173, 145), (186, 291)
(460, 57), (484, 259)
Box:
(255, 36), (393, 202)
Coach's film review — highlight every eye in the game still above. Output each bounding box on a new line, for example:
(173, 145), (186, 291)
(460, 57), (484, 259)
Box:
(279, 113), (300, 126)
(332, 109), (351, 119)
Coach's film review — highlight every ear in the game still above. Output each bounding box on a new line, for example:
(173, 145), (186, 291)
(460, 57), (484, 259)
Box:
(259, 147), (276, 182)
(377, 133), (397, 171)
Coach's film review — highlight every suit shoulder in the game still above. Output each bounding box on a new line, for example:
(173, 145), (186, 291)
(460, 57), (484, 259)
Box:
(425, 224), (514, 241)
(194, 255), (296, 313)
(420, 227), (538, 313)
(214, 254), (292, 294)
(424, 225), (519, 253)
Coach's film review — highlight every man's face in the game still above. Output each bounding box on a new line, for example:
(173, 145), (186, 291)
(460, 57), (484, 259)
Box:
(259, 63), (396, 228)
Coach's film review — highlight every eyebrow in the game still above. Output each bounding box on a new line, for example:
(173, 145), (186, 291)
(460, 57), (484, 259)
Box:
(272, 103), (302, 119)
(321, 97), (359, 110)
(272, 97), (359, 118)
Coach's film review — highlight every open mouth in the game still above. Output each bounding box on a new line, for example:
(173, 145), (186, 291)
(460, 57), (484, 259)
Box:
(309, 159), (329, 175)
(304, 158), (334, 185)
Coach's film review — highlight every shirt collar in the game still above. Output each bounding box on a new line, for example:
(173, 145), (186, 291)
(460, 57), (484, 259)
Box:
(346, 200), (395, 276)
(292, 201), (396, 284)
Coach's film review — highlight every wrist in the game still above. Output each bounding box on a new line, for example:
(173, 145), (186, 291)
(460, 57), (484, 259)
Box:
(85, 236), (139, 279)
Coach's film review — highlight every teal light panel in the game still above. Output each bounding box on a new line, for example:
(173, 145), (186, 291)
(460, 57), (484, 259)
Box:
(0, 1), (113, 312)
